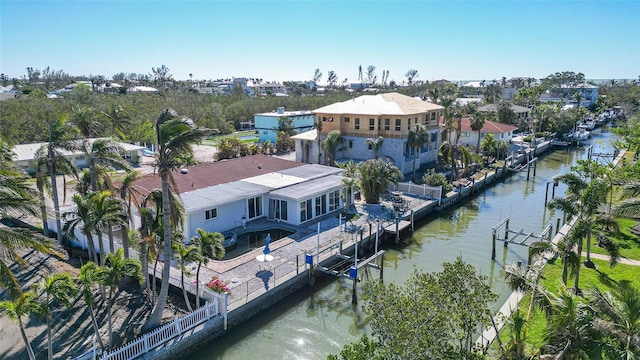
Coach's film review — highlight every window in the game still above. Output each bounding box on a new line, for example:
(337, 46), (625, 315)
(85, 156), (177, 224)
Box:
(322, 116), (327, 122)
(369, 118), (375, 131)
(461, 131), (470, 137)
(395, 119), (401, 131)
(384, 118), (390, 131)
(349, 140), (353, 148)
(315, 194), (327, 216)
(205, 208), (218, 220)
(408, 118), (412, 131)
(344, 117), (350, 123)
(431, 132), (437, 143)
(431, 112), (436, 120)
(329, 190), (340, 211)
(248, 196), (262, 219)
(300, 199), (313, 222)
(355, 118), (360, 130)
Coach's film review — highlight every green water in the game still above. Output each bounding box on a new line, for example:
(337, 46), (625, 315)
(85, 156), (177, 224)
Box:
(189, 131), (617, 360)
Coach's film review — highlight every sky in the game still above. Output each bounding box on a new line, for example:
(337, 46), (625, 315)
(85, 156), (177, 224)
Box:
(1, 0), (639, 84)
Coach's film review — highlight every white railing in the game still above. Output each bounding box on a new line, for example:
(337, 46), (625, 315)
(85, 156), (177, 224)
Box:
(74, 292), (225, 360)
(389, 182), (442, 203)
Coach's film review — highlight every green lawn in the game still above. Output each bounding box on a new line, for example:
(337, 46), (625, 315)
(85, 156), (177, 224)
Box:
(491, 257), (640, 355)
(586, 218), (640, 260)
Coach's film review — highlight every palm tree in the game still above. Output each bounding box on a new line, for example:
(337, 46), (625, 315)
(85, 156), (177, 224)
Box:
(613, 182), (640, 219)
(101, 103), (132, 140)
(103, 249), (142, 349)
(588, 280), (640, 359)
(547, 172), (619, 292)
(71, 104), (100, 138)
(0, 291), (42, 360)
(192, 229), (225, 308)
(357, 159), (403, 204)
(76, 262), (107, 352)
(1, 144), (59, 299)
(89, 191), (127, 261)
(440, 95), (456, 143)
(365, 136), (384, 159)
(173, 241), (200, 312)
(407, 125), (430, 179)
(84, 138), (131, 192)
(439, 141), (473, 180)
(323, 130), (344, 166)
(145, 108), (210, 330)
(469, 112), (486, 154)
(481, 133), (498, 161)
(37, 272), (78, 360)
(45, 115), (79, 244)
(314, 117), (323, 164)
(63, 194), (98, 263)
(137, 207), (159, 301)
(116, 171), (141, 259)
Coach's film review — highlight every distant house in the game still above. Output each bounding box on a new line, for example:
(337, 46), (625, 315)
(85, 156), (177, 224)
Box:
(446, 118), (518, 148)
(128, 86), (159, 94)
(131, 155), (346, 239)
(294, 92), (444, 174)
(0, 85), (19, 101)
(254, 107), (315, 143)
(257, 82), (287, 95)
(478, 103), (531, 125)
(11, 138), (145, 175)
(552, 83), (599, 107)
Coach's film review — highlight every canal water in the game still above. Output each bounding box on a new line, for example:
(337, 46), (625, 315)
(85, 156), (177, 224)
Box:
(190, 129), (618, 360)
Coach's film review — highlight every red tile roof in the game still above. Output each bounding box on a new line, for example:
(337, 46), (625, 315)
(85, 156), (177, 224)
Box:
(132, 154), (304, 198)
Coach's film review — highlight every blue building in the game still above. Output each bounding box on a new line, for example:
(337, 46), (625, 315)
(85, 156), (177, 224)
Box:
(254, 107), (315, 143)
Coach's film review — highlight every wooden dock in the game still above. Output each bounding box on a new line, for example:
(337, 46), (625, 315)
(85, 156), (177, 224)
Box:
(383, 220), (411, 234)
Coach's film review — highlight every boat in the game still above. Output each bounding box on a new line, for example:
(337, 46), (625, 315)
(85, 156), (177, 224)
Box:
(572, 129), (590, 141)
(577, 119), (596, 130)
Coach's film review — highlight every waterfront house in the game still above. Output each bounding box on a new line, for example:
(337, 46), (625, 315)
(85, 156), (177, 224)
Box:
(478, 103), (531, 126)
(446, 118), (519, 148)
(131, 155), (346, 240)
(254, 107), (315, 143)
(293, 92), (443, 174)
(11, 138), (145, 175)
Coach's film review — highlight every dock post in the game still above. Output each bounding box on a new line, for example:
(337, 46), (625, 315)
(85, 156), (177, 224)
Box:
(533, 158), (537, 176)
(339, 240), (343, 255)
(395, 214), (400, 243)
(368, 222), (372, 245)
(556, 218), (561, 234)
(504, 218), (510, 248)
(380, 253), (384, 282)
(352, 277), (358, 304)
(359, 229), (364, 250)
(491, 229), (496, 260)
(527, 158), (531, 181)
(410, 210), (414, 232)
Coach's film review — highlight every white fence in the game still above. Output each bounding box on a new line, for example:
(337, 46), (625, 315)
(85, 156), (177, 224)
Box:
(388, 182), (442, 204)
(74, 290), (226, 360)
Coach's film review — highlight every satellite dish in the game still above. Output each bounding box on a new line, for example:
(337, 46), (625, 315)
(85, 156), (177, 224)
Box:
(180, 168), (188, 174)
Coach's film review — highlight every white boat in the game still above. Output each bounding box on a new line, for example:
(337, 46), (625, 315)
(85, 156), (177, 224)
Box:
(578, 119), (596, 130)
(572, 129), (590, 141)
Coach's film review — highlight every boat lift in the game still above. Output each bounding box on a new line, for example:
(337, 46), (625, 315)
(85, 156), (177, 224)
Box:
(491, 217), (553, 265)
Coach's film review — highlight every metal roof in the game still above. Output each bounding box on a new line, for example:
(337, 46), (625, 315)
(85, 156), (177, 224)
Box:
(181, 181), (272, 212)
(12, 138), (145, 162)
(269, 175), (344, 202)
(278, 164), (344, 179)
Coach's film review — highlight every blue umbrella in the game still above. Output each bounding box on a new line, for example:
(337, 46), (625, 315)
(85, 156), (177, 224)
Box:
(263, 233), (271, 255)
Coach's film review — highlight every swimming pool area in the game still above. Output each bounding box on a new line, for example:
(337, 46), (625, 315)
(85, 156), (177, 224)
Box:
(222, 228), (294, 260)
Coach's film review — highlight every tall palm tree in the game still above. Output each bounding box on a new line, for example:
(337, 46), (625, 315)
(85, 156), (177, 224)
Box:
(145, 108), (210, 330)
(469, 112), (486, 154)
(323, 130), (344, 166)
(1, 143), (58, 299)
(173, 241), (200, 312)
(137, 207), (159, 301)
(89, 191), (127, 262)
(588, 280), (640, 359)
(76, 262), (107, 352)
(0, 291), (41, 360)
(407, 125), (430, 179)
(63, 194), (98, 263)
(84, 138), (131, 192)
(314, 117), (323, 164)
(357, 159), (403, 204)
(117, 171), (141, 259)
(440, 95), (455, 143)
(103, 249), (142, 349)
(71, 104), (100, 139)
(192, 229), (225, 308)
(45, 115), (79, 244)
(37, 272), (78, 360)
(547, 172), (619, 292)
(101, 103), (132, 140)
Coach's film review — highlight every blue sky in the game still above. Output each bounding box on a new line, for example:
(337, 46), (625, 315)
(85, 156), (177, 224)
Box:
(1, 0), (639, 83)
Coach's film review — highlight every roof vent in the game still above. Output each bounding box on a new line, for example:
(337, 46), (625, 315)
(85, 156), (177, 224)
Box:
(180, 168), (188, 174)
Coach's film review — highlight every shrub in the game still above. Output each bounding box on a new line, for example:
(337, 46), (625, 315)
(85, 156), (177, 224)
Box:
(422, 169), (452, 193)
(206, 277), (231, 294)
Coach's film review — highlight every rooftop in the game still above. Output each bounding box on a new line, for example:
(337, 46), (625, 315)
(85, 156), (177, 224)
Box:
(12, 138), (145, 162)
(313, 92), (444, 116)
